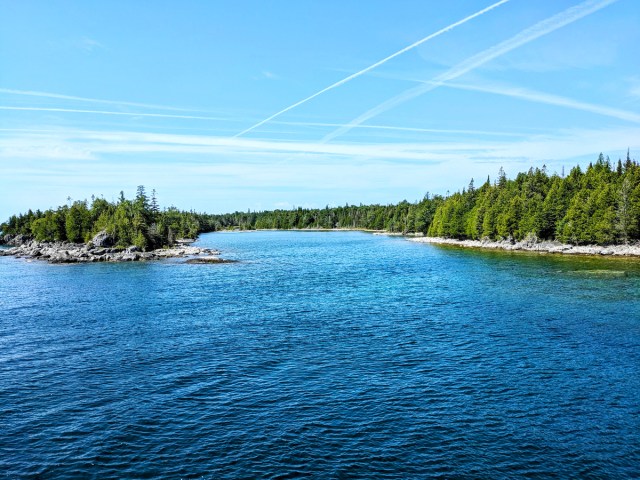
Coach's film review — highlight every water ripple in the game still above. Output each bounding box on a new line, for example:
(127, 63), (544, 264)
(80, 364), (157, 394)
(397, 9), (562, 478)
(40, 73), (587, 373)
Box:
(1, 231), (639, 478)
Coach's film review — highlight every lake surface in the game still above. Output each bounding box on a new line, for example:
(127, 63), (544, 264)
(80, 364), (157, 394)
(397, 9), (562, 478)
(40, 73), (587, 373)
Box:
(1, 231), (639, 479)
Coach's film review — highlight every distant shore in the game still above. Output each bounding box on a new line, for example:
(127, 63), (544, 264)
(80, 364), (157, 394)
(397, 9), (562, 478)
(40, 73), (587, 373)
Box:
(407, 236), (640, 257)
(192, 229), (640, 258)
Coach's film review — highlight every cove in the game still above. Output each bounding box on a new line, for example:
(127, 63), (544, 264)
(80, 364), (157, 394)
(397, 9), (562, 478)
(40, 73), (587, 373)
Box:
(1, 231), (639, 478)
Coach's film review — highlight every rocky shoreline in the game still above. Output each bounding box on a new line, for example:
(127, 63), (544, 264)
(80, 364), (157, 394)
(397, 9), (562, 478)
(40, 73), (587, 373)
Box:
(0, 233), (221, 264)
(407, 235), (640, 257)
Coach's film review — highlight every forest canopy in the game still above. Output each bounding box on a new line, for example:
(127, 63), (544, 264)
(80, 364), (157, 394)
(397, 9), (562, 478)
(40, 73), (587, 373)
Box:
(1, 186), (206, 250)
(2, 151), (640, 248)
(195, 151), (640, 246)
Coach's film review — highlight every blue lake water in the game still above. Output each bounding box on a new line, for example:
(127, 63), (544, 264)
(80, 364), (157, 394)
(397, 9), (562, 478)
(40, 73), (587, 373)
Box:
(1, 231), (639, 478)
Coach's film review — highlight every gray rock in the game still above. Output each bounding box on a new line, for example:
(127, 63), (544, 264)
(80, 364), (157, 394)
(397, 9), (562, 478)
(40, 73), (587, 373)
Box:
(91, 230), (114, 248)
(3, 234), (32, 246)
(121, 252), (141, 261)
(1, 238), (224, 263)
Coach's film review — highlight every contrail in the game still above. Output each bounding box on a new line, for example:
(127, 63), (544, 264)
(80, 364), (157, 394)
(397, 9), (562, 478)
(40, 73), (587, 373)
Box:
(322, 0), (619, 142)
(233, 0), (510, 138)
(0, 106), (230, 121)
(438, 81), (640, 123)
(273, 121), (527, 137)
(0, 88), (198, 112)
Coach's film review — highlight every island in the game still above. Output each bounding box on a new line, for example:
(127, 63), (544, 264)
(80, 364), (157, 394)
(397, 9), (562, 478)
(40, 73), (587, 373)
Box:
(0, 187), (224, 263)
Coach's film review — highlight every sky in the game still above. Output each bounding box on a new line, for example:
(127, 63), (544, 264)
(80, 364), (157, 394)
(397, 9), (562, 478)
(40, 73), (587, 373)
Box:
(1, 0), (640, 219)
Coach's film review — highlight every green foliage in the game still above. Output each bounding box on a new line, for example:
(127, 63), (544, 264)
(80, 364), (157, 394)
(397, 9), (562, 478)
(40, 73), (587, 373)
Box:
(206, 196), (444, 234)
(428, 153), (640, 245)
(3, 152), (640, 249)
(1, 188), (206, 251)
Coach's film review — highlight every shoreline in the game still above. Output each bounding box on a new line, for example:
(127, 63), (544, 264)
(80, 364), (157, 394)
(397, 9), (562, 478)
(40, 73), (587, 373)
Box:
(407, 236), (640, 257)
(0, 240), (221, 264)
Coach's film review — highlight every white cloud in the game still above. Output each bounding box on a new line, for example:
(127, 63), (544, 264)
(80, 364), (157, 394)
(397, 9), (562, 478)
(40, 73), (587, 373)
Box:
(1, 125), (638, 169)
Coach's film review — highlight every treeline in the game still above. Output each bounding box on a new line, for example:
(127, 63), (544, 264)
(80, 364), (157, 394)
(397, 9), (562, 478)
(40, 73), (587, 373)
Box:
(4, 151), (639, 249)
(204, 198), (444, 233)
(1, 186), (207, 250)
(205, 151), (640, 246)
(429, 151), (640, 245)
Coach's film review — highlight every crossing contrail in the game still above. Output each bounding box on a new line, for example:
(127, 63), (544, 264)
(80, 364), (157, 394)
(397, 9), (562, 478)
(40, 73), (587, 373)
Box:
(322, 0), (619, 143)
(437, 81), (640, 124)
(233, 0), (510, 138)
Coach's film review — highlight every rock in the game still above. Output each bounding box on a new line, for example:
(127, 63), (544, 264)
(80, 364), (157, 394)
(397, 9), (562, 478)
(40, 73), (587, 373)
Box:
(91, 230), (114, 248)
(186, 257), (237, 264)
(121, 252), (141, 261)
(0, 238), (225, 263)
(3, 234), (32, 246)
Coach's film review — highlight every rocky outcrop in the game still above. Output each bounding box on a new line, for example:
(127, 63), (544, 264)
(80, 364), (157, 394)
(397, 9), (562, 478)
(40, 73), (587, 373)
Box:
(1, 234), (32, 246)
(408, 235), (640, 257)
(91, 230), (114, 248)
(0, 240), (223, 264)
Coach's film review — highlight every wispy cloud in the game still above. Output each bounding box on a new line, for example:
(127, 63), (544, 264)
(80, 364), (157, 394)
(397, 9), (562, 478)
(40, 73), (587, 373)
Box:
(436, 81), (640, 123)
(233, 0), (510, 137)
(0, 88), (200, 112)
(629, 78), (640, 100)
(0, 104), (528, 138)
(0, 106), (234, 122)
(272, 121), (528, 137)
(2, 125), (638, 219)
(78, 37), (106, 52)
(322, 0), (619, 142)
(1, 125), (638, 167)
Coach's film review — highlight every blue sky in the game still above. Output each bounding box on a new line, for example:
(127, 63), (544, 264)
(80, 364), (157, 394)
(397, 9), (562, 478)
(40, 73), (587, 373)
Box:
(1, 0), (639, 219)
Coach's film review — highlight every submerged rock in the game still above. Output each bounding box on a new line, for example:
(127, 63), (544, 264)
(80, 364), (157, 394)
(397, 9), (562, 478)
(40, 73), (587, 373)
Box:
(185, 257), (238, 264)
(569, 269), (628, 277)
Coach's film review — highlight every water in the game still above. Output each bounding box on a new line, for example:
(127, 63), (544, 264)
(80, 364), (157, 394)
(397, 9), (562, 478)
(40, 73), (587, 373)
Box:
(1, 231), (639, 478)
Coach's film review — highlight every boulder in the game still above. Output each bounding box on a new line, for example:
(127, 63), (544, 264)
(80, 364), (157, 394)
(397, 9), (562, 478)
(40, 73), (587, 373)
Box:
(91, 230), (114, 248)
(121, 252), (141, 262)
(4, 234), (31, 246)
